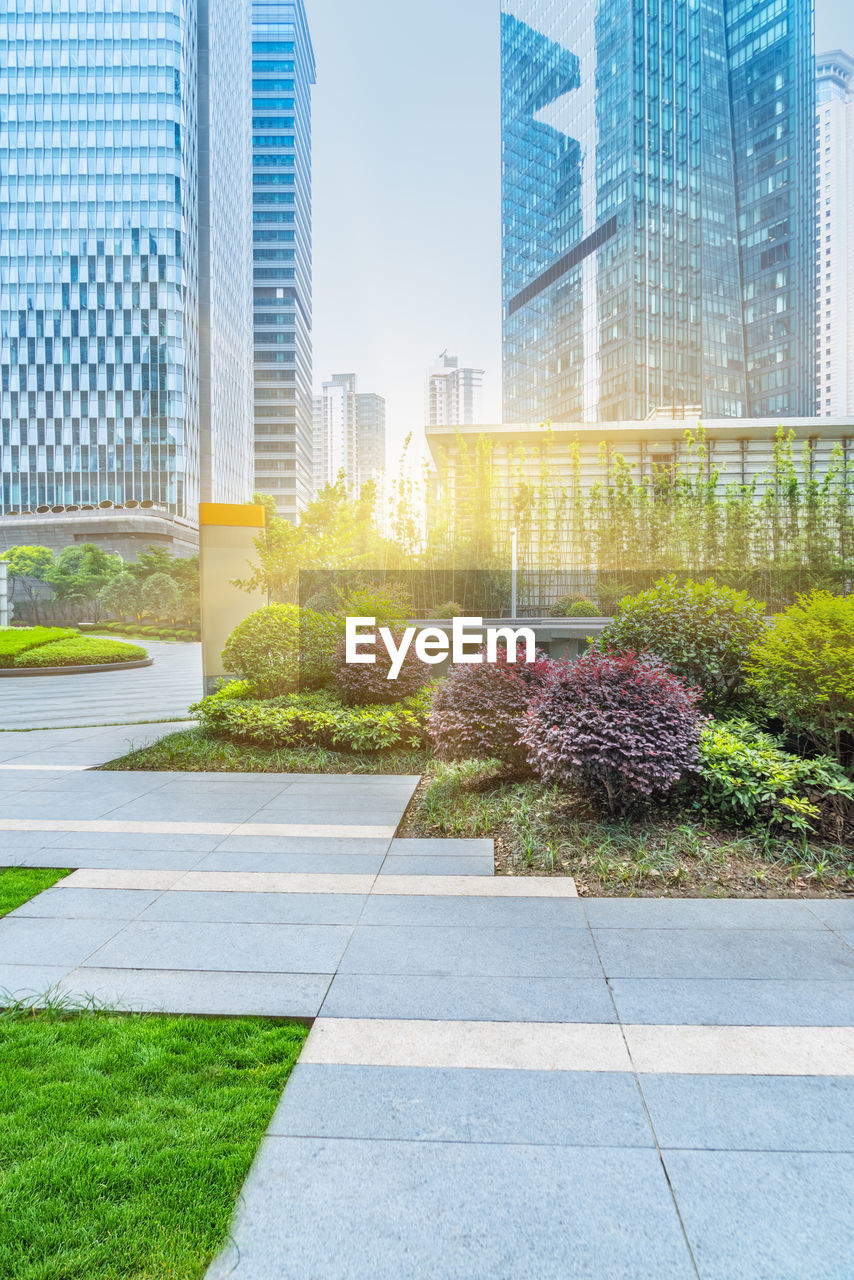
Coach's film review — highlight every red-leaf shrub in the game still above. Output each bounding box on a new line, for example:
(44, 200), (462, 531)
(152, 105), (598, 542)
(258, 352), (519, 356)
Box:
(521, 648), (703, 814)
(428, 647), (552, 767)
(333, 633), (429, 706)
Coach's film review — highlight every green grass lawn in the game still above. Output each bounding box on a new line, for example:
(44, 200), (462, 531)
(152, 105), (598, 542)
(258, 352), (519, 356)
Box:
(0, 867), (71, 918)
(0, 1011), (307, 1280)
(102, 725), (429, 775)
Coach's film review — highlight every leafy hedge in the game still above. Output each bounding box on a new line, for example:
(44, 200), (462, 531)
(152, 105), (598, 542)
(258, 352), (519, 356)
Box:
(695, 718), (854, 840)
(192, 682), (432, 752)
(221, 604), (343, 695)
(550, 595), (601, 618)
(746, 591), (854, 768)
(0, 627), (77, 667)
(602, 576), (766, 711)
(13, 637), (148, 668)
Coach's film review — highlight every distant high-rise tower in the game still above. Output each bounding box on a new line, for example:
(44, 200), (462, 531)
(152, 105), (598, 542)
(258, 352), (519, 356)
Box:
(815, 51), (854, 417)
(0, 0), (254, 517)
(501, 0), (816, 423)
(251, 0), (316, 520)
(426, 353), (485, 425)
(313, 374), (385, 494)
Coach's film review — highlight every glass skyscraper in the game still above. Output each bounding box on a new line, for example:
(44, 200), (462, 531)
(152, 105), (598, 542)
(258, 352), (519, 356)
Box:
(501, 0), (816, 423)
(251, 0), (315, 520)
(0, 0), (254, 520)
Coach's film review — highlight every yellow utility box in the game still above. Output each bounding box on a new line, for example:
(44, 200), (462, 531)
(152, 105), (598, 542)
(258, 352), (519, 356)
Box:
(199, 503), (267, 694)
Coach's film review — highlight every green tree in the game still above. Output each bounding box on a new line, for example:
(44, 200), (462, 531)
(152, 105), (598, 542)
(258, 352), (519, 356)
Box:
(98, 573), (141, 621)
(0, 546), (54, 623)
(44, 544), (122, 618)
(141, 572), (181, 622)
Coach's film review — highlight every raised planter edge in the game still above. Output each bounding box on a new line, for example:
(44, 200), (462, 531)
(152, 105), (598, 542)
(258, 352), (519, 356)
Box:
(0, 657), (154, 678)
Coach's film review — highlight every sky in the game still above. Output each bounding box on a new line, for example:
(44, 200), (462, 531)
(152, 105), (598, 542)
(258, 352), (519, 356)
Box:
(307, 0), (854, 470)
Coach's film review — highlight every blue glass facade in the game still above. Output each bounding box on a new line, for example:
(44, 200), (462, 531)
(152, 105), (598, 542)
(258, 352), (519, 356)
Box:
(251, 0), (315, 520)
(501, 0), (816, 423)
(0, 0), (252, 519)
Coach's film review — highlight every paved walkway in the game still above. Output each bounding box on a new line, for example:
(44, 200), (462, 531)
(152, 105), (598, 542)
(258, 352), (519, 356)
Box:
(1, 759), (853, 1277)
(0, 639), (201, 728)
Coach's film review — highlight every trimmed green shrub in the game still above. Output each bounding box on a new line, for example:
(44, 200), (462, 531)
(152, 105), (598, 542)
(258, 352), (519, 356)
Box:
(176, 629), (197, 642)
(430, 601), (463, 619)
(192, 683), (431, 752)
(0, 626), (77, 667)
(336, 581), (411, 627)
(14, 637), (147, 668)
(550, 594), (599, 618)
(521, 648), (703, 816)
(696, 718), (854, 839)
(221, 603), (344, 695)
(601, 576), (766, 711)
(746, 591), (854, 768)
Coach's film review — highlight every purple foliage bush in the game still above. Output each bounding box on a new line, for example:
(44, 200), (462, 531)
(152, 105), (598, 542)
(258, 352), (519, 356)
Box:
(521, 648), (703, 815)
(428, 647), (552, 767)
(333, 633), (429, 706)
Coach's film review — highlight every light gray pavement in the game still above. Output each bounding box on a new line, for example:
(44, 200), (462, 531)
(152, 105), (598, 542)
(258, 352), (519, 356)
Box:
(1, 760), (854, 1278)
(0, 639), (201, 729)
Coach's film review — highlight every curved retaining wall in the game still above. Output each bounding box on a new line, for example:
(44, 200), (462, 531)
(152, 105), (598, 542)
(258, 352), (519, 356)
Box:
(0, 658), (154, 678)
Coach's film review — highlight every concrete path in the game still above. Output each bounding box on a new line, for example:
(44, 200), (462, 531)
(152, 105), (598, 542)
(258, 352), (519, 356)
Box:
(1, 765), (853, 1277)
(0, 722), (197, 769)
(0, 639), (201, 728)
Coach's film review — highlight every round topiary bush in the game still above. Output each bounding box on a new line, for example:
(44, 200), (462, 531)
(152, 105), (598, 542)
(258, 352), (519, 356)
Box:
(601, 575), (766, 712)
(550, 594), (599, 618)
(222, 603), (343, 696)
(430, 601), (463, 619)
(333, 632), (429, 705)
(746, 590), (854, 768)
(521, 648), (703, 815)
(428, 647), (552, 767)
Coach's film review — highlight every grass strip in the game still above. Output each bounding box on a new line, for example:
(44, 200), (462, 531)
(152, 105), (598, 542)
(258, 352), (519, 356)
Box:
(0, 867), (71, 918)
(102, 725), (429, 775)
(0, 1011), (307, 1280)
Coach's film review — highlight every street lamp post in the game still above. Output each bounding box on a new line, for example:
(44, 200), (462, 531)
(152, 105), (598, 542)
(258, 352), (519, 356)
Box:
(510, 527), (517, 620)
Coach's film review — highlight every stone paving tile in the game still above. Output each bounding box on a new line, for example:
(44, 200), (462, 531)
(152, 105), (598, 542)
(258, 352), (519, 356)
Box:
(209, 835), (391, 856)
(378, 855), (493, 876)
(0, 916), (124, 967)
(58, 967), (329, 1017)
(83, 919), (355, 974)
(0, 963), (72, 996)
(358, 893), (586, 927)
(10, 886), (160, 920)
(21, 848), (206, 872)
(662, 1150), (854, 1280)
(42, 830), (222, 852)
(624, 1024), (854, 1076)
(609, 977), (854, 1026)
(389, 838), (494, 857)
(195, 851), (387, 875)
(641, 1074), (854, 1152)
(806, 901), (854, 929)
(205, 1139), (697, 1280)
(303, 1019), (630, 1072)
(338, 924), (603, 978)
(593, 926), (854, 980)
(320, 974), (617, 1023)
(583, 897), (825, 929)
(139, 889), (366, 926)
(270, 1064), (654, 1147)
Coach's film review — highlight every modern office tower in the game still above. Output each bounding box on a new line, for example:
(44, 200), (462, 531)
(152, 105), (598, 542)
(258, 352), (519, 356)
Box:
(251, 0), (316, 520)
(0, 0), (254, 523)
(355, 391), (387, 489)
(426, 352), (485, 426)
(313, 373), (385, 493)
(501, 0), (816, 424)
(815, 51), (854, 417)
